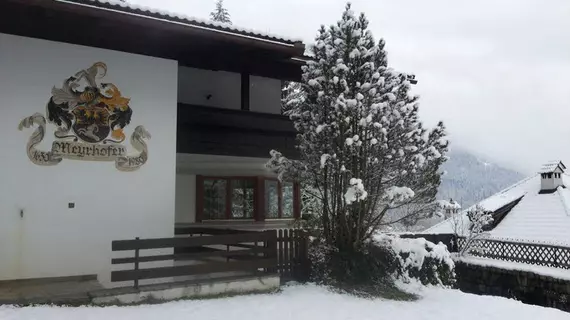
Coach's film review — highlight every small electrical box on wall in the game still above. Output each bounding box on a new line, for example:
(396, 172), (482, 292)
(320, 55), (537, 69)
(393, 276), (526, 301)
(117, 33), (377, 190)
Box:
(68, 202), (75, 209)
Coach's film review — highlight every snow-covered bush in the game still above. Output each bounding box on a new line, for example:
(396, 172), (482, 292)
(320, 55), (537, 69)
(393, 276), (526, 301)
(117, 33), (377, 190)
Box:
(307, 238), (416, 299)
(308, 234), (454, 298)
(375, 234), (455, 286)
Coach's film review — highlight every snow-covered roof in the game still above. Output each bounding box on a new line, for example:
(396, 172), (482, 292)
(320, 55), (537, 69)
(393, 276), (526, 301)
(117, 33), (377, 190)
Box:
(58, 0), (303, 45)
(425, 173), (570, 246)
(539, 160), (566, 173)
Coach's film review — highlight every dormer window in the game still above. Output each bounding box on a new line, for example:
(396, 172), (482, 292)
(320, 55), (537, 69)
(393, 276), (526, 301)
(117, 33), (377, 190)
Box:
(539, 161), (566, 193)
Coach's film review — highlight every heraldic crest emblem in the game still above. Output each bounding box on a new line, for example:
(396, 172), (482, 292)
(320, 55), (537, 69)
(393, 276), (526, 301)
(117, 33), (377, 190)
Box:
(18, 62), (150, 171)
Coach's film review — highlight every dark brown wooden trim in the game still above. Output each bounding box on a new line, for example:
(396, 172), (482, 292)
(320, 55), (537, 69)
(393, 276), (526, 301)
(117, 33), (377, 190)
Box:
(179, 103), (294, 122)
(113, 231), (275, 251)
(293, 182), (301, 219)
(112, 247), (271, 264)
(0, 274), (97, 286)
(195, 175), (204, 222)
(256, 176), (265, 222)
(225, 178), (232, 219)
(111, 258), (276, 282)
(277, 180), (283, 218)
(0, 1), (304, 81)
(175, 227), (259, 235)
(197, 177), (259, 221)
(177, 104), (299, 159)
(2, 0), (303, 53)
(241, 73), (250, 111)
(195, 175), (301, 222)
(248, 179), (257, 219)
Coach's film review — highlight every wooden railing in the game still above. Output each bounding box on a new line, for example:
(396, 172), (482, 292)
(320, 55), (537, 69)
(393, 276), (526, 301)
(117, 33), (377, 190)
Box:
(177, 104), (298, 158)
(458, 237), (570, 269)
(111, 228), (277, 288)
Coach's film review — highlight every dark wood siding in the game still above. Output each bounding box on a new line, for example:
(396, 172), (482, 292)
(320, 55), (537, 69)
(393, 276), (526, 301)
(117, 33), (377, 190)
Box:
(0, 0), (304, 81)
(177, 104), (299, 158)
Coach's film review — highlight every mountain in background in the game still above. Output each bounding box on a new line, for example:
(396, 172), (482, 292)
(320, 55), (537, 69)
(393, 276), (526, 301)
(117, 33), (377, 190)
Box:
(437, 148), (525, 209)
(384, 148), (525, 232)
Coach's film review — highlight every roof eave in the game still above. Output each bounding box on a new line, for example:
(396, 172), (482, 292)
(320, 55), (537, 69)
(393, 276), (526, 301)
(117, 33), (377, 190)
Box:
(8, 0), (306, 57)
(57, 0), (305, 54)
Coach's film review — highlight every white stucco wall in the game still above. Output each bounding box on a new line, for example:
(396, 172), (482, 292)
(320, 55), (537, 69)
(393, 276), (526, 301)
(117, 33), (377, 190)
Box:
(175, 173), (196, 223)
(0, 33), (178, 286)
(177, 67), (282, 114)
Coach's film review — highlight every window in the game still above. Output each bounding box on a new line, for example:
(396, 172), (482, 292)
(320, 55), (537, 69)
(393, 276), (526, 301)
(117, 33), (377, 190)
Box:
(265, 180), (279, 218)
(200, 177), (255, 220)
(282, 182), (295, 218)
(197, 176), (299, 221)
(202, 179), (227, 220)
(231, 179), (255, 218)
(264, 180), (295, 219)
(548, 173), (553, 179)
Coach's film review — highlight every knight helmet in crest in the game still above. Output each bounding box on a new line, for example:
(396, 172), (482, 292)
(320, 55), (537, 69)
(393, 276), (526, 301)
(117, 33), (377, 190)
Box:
(47, 62), (133, 144)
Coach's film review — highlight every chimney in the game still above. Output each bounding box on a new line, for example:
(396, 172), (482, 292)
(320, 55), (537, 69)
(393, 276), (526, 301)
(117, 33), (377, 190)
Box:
(539, 161), (566, 193)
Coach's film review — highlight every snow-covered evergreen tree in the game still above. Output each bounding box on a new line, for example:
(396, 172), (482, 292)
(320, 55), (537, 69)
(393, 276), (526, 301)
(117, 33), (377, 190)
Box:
(267, 4), (448, 251)
(210, 0), (232, 24)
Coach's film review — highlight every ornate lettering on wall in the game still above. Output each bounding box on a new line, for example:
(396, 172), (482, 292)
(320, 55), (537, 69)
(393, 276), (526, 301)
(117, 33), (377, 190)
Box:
(18, 62), (150, 171)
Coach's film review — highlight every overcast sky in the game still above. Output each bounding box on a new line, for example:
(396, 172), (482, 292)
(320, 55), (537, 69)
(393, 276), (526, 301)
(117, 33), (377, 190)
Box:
(130, 0), (570, 174)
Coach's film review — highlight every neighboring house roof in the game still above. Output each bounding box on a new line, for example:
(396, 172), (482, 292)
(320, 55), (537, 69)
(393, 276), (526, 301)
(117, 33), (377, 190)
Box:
(60, 0), (303, 46)
(539, 160), (566, 173)
(424, 174), (570, 246)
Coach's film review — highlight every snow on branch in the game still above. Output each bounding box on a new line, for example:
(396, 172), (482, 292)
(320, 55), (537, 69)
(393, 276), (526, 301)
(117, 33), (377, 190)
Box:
(383, 186), (415, 207)
(344, 178), (368, 205)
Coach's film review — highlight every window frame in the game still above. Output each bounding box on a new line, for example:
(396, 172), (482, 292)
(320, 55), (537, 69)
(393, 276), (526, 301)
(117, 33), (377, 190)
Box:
(196, 175), (300, 222)
(197, 176), (258, 221)
(263, 178), (297, 220)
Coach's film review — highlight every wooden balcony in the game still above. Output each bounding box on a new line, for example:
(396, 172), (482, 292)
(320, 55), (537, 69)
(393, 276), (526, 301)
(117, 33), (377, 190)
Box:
(177, 104), (299, 158)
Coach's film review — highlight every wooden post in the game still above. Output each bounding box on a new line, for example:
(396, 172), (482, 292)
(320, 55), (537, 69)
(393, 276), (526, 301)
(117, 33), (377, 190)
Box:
(278, 229), (284, 275)
(265, 230), (278, 274)
(134, 237), (140, 289)
(300, 230), (309, 282)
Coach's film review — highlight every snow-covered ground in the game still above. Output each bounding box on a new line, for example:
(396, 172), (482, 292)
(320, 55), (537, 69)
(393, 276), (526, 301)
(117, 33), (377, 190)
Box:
(1, 285), (568, 320)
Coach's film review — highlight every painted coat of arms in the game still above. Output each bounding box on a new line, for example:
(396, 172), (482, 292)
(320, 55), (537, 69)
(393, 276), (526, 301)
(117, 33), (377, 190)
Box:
(18, 62), (150, 171)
